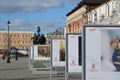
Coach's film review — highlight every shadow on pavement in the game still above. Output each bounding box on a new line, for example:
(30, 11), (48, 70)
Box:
(0, 76), (50, 80)
(0, 68), (25, 71)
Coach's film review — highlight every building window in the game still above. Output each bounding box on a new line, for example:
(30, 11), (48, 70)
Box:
(30, 34), (32, 37)
(112, 2), (114, 9)
(99, 9), (101, 16)
(18, 41), (19, 44)
(18, 34), (19, 37)
(10, 41), (12, 44)
(89, 13), (90, 20)
(22, 34), (24, 37)
(3, 33), (6, 37)
(10, 34), (12, 37)
(116, 0), (119, 11)
(26, 34), (27, 37)
(105, 5), (107, 15)
(14, 34), (16, 37)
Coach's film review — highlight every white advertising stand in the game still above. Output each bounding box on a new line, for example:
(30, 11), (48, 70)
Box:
(83, 25), (120, 80)
(32, 45), (51, 74)
(50, 38), (66, 80)
(28, 46), (34, 71)
(66, 33), (82, 80)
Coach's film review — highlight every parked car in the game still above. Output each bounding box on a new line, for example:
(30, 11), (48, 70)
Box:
(17, 50), (28, 56)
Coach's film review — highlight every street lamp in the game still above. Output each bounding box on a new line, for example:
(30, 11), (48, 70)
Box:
(7, 20), (10, 63)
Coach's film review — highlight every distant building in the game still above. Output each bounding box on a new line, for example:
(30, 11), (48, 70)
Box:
(0, 31), (33, 50)
(45, 30), (64, 44)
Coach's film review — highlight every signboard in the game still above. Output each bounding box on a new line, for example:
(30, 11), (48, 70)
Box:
(30, 46), (33, 59)
(51, 38), (65, 67)
(66, 33), (82, 73)
(83, 25), (120, 80)
(34, 45), (50, 60)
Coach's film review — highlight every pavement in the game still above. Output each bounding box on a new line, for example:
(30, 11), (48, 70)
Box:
(0, 57), (50, 80)
(0, 57), (81, 80)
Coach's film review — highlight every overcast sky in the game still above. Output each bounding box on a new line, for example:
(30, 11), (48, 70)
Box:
(0, 0), (81, 34)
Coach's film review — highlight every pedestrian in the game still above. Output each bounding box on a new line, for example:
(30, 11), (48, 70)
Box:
(15, 49), (18, 61)
(2, 49), (7, 60)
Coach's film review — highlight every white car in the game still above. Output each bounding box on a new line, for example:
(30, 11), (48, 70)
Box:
(17, 50), (28, 55)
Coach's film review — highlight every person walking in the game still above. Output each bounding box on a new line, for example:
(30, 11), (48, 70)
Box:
(2, 49), (7, 60)
(15, 49), (18, 61)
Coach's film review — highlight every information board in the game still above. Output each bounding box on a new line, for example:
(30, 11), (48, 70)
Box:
(83, 25), (120, 80)
(51, 38), (65, 67)
(66, 33), (82, 73)
(33, 45), (50, 61)
(30, 46), (33, 59)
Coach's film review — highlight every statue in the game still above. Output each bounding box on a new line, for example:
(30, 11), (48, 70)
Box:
(32, 26), (46, 45)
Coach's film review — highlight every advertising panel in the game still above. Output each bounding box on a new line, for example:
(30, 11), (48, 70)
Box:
(34, 45), (50, 60)
(30, 46), (33, 59)
(66, 33), (82, 73)
(51, 39), (65, 67)
(83, 25), (120, 80)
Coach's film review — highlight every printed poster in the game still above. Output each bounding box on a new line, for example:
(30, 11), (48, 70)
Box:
(66, 33), (82, 73)
(83, 25), (120, 80)
(51, 39), (65, 67)
(34, 45), (50, 60)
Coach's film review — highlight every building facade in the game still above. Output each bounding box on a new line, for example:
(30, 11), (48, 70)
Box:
(0, 31), (33, 50)
(88, 0), (120, 24)
(65, 1), (103, 33)
(66, 3), (87, 33)
(65, 0), (109, 33)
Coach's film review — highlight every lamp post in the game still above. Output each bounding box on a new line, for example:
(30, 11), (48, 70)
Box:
(7, 20), (10, 63)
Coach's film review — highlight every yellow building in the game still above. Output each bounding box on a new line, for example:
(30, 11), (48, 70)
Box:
(0, 31), (33, 50)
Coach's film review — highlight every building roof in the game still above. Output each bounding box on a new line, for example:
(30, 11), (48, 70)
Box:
(82, 0), (109, 3)
(66, 2), (84, 16)
(46, 31), (64, 35)
(0, 30), (33, 33)
(66, 0), (109, 16)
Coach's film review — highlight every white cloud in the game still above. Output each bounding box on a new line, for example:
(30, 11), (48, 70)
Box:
(5, 19), (64, 33)
(0, 0), (80, 13)
(12, 19), (32, 27)
(33, 20), (65, 33)
(0, 0), (80, 33)
(0, 0), (62, 13)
